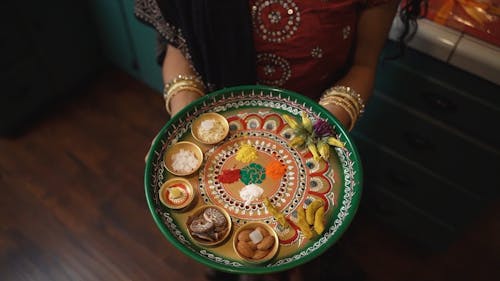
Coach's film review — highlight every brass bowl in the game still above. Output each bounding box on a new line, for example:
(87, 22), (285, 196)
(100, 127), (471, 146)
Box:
(232, 222), (279, 264)
(186, 205), (232, 247)
(164, 141), (203, 176)
(191, 112), (229, 144)
(158, 178), (195, 210)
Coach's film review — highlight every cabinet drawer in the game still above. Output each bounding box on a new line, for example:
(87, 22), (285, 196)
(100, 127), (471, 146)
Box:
(353, 134), (482, 228)
(364, 184), (457, 250)
(380, 41), (500, 107)
(375, 59), (500, 150)
(355, 93), (500, 200)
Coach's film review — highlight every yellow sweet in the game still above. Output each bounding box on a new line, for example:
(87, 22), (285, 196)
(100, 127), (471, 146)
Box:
(313, 206), (325, 235)
(306, 200), (324, 225)
(296, 207), (313, 239)
(168, 187), (184, 200)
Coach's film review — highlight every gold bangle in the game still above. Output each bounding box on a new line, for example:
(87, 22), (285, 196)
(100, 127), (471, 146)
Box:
(163, 75), (205, 115)
(320, 96), (358, 123)
(167, 80), (202, 98)
(163, 74), (205, 99)
(321, 90), (361, 115)
(165, 84), (204, 115)
(319, 97), (358, 131)
(319, 95), (358, 119)
(323, 86), (365, 115)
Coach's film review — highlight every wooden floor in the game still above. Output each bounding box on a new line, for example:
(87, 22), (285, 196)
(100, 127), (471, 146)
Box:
(1, 68), (499, 281)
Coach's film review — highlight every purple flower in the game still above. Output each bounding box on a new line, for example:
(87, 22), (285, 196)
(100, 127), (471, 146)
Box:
(313, 119), (333, 137)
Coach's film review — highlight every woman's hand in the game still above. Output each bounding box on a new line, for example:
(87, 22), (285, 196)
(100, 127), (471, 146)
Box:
(322, 103), (353, 131)
(169, 90), (203, 117)
(162, 44), (203, 116)
(321, 0), (399, 131)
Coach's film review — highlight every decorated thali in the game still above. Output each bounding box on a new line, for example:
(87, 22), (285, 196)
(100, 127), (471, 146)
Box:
(144, 85), (362, 274)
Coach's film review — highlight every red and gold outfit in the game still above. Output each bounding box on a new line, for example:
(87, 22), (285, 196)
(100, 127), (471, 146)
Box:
(251, 0), (388, 99)
(135, 0), (389, 99)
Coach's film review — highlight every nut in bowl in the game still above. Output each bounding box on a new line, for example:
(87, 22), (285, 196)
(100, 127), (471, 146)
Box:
(233, 222), (279, 264)
(186, 205), (232, 247)
(164, 141), (203, 176)
(158, 178), (195, 210)
(191, 112), (229, 144)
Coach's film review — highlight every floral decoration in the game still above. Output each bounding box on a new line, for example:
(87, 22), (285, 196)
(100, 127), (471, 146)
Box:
(283, 112), (344, 162)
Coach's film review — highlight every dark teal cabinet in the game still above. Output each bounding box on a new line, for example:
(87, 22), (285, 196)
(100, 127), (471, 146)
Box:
(0, 1), (99, 135)
(353, 41), (500, 250)
(88, 0), (163, 92)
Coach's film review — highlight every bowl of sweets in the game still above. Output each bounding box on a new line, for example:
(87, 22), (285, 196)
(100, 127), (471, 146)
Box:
(163, 141), (203, 176)
(232, 222), (279, 264)
(191, 112), (229, 144)
(186, 205), (232, 247)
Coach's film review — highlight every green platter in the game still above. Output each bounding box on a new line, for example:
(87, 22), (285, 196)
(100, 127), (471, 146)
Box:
(144, 85), (363, 274)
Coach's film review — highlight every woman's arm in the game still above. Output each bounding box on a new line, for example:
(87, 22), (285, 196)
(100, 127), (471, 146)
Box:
(322, 0), (400, 129)
(162, 44), (204, 116)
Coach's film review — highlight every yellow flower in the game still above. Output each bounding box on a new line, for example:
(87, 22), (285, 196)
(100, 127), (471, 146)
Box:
(300, 112), (313, 133)
(317, 141), (330, 161)
(283, 114), (300, 130)
(327, 137), (344, 148)
(290, 135), (306, 147)
(307, 143), (321, 162)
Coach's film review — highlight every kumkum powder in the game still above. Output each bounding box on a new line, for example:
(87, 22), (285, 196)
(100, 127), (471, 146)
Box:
(265, 160), (286, 180)
(218, 169), (241, 184)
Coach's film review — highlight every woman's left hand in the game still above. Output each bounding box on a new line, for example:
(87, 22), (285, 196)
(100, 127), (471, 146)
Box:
(322, 103), (353, 131)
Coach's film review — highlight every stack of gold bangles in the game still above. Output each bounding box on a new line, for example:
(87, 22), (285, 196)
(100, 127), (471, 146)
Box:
(319, 85), (365, 131)
(163, 74), (206, 115)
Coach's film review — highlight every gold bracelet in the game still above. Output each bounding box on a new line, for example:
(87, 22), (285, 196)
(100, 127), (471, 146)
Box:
(321, 90), (361, 115)
(323, 86), (365, 115)
(165, 84), (205, 115)
(163, 75), (205, 115)
(319, 96), (358, 131)
(163, 74), (205, 99)
(320, 96), (358, 123)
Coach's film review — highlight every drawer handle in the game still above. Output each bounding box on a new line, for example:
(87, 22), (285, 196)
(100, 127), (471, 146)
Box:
(402, 131), (435, 151)
(419, 91), (456, 112)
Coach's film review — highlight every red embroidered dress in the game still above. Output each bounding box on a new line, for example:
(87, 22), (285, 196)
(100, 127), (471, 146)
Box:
(251, 0), (387, 99)
(135, 0), (389, 99)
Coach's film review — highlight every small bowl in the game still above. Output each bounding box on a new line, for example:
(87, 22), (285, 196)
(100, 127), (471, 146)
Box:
(232, 222), (279, 264)
(164, 141), (203, 176)
(191, 112), (230, 144)
(186, 205), (232, 247)
(159, 178), (195, 210)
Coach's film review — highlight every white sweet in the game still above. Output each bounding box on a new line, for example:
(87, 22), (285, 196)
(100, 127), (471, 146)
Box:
(249, 229), (264, 244)
(171, 149), (199, 173)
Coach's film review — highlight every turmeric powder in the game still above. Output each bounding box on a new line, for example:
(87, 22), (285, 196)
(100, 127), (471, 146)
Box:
(236, 143), (258, 163)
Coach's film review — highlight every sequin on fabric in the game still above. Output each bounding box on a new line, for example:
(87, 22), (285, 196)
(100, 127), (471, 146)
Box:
(251, 0), (301, 43)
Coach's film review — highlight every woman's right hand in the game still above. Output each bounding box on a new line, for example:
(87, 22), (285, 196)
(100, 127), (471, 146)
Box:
(145, 90), (202, 163)
(168, 90), (204, 117)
